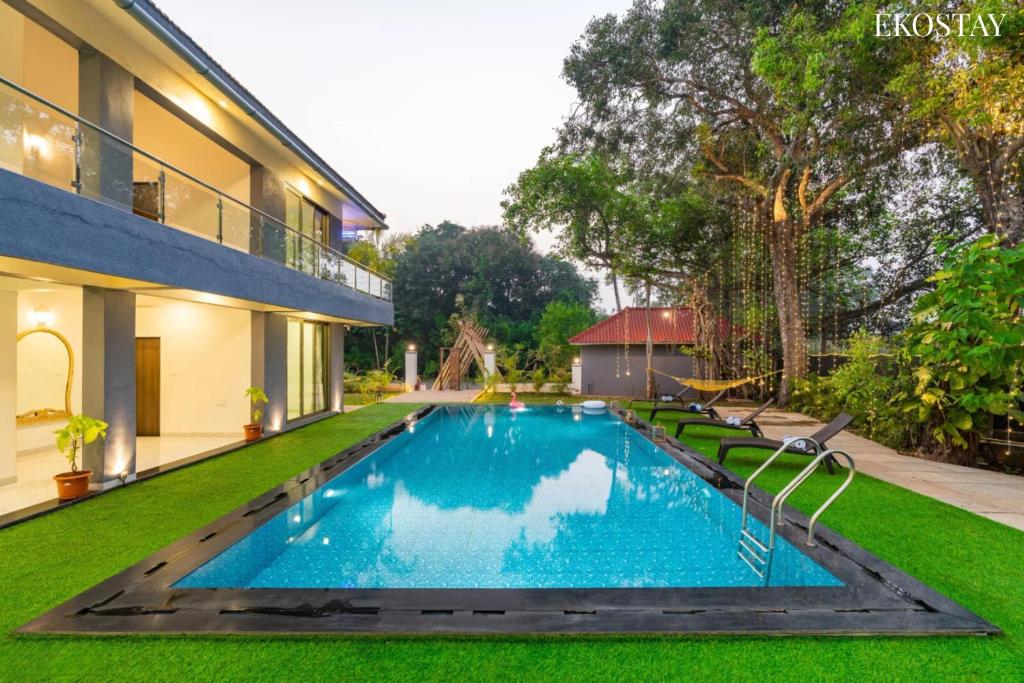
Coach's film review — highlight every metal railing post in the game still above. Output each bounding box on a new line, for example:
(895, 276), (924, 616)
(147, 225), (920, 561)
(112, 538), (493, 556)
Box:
(157, 168), (166, 223)
(216, 196), (223, 243)
(71, 129), (82, 193)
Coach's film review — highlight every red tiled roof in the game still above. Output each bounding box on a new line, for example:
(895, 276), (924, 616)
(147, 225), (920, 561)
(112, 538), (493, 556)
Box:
(569, 307), (700, 345)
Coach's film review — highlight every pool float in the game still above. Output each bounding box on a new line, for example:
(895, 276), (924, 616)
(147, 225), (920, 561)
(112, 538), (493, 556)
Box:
(581, 399), (607, 415)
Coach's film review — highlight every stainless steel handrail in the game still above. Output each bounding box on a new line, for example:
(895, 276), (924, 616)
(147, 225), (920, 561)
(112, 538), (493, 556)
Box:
(801, 450), (856, 547)
(769, 448), (856, 548)
(736, 438), (856, 580)
(739, 437), (822, 528)
(0, 74), (392, 298)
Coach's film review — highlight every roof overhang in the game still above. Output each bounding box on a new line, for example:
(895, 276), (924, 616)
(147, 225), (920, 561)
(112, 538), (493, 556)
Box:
(115, 0), (388, 229)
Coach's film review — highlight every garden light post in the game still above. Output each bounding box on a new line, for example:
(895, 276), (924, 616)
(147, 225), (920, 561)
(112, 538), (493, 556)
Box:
(405, 344), (418, 392)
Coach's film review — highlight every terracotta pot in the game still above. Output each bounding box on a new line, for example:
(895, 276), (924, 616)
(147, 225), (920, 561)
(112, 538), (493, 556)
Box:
(54, 470), (92, 501)
(243, 423), (263, 442)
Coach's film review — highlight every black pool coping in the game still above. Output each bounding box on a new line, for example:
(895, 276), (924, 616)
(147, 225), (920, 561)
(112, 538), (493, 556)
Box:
(20, 404), (999, 636)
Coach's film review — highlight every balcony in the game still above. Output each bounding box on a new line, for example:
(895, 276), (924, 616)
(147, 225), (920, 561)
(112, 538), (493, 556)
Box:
(0, 76), (391, 302)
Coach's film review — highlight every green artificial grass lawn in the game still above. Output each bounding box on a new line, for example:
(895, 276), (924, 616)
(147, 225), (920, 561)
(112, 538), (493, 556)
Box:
(344, 392), (402, 406)
(1, 402), (1022, 682)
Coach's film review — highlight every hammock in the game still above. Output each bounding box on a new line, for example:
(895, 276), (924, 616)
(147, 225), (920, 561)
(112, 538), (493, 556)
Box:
(651, 369), (782, 393)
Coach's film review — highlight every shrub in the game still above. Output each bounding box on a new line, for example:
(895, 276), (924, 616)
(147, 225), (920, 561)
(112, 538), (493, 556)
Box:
(531, 367), (547, 392)
(791, 330), (918, 452)
(343, 371), (362, 394)
(549, 368), (571, 394)
(499, 347), (525, 392)
(899, 235), (1024, 460)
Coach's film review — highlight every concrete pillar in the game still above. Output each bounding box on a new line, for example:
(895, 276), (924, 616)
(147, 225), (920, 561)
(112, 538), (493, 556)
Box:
(0, 291), (16, 486)
(78, 51), (134, 207)
(251, 311), (287, 432)
(81, 287), (135, 489)
(329, 323), (345, 411)
(483, 350), (496, 377)
(405, 347), (418, 391)
(250, 164), (287, 263)
(571, 358), (582, 395)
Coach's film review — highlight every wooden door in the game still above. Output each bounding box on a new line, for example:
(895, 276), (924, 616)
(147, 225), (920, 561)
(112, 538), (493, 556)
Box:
(136, 337), (160, 436)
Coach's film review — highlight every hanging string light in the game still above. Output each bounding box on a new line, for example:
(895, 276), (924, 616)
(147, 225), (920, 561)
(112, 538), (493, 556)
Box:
(618, 305), (626, 378)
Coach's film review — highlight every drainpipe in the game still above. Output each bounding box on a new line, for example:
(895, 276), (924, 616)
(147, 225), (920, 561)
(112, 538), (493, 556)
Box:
(114, 0), (387, 227)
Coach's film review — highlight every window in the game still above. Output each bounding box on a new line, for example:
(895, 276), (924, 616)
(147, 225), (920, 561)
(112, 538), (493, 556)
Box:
(285, 188), (329, 276)
(287, 319), (328, 420)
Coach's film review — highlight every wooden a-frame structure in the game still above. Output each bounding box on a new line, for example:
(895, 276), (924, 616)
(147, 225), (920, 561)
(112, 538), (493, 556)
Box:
(432, 318), (494, 390)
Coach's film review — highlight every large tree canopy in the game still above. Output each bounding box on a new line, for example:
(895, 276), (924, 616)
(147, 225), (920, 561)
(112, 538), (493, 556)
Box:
(345, 222), (597, 373)
(505, 0), (999, 403)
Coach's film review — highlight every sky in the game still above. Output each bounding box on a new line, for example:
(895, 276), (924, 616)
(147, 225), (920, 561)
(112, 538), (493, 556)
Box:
(159, 0), (634, 311)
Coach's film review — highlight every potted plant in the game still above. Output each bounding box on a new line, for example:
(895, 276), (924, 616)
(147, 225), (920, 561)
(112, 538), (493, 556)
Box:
(244, 386), (269, 441)
(53, 414), (108, 501)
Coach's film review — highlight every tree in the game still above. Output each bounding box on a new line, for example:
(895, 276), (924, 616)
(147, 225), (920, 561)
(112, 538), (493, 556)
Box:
(559, 0), (908, 403)
(354, 221), (597, 374)
(534, 301), (599, 369)
(874, 1), (1024, 244)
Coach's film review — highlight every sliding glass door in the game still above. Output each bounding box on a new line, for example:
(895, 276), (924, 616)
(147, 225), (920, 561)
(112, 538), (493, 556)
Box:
(287, 318), (328, 421)
(285, 188), (329, 276)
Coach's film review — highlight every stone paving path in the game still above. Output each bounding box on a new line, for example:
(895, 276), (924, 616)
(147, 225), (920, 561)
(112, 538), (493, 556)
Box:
(714, 407), (1024, 532)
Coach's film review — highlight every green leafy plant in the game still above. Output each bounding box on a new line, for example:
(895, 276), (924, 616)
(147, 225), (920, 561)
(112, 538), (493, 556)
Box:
(54, 415), (108, 473)
(549, 368), (571, 394)
(244, 386), (269, 425)
(900, 235), (1024, 459)
(361, 361), (396, 400)
(531, 367), (547, 393)
(793, 329), (918, 451)
(499, 347), (525, 392)
(343, 371), (362, 394)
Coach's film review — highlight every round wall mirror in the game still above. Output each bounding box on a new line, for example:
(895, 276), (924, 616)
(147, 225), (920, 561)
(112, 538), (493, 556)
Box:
(16, 328), (73, 425)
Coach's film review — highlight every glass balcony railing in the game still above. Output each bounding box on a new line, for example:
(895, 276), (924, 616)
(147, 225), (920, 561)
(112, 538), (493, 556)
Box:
(0, 75), (392, 302)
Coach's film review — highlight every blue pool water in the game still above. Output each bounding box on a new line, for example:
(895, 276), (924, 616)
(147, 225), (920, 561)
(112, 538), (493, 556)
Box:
(175, 406), (842, 589)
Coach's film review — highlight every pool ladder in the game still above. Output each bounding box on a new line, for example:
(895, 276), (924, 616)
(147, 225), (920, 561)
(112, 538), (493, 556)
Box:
(737, 439), (856, 580)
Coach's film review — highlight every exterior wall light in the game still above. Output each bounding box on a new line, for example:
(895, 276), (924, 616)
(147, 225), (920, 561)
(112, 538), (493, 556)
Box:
(30, 309), (53, 327)
(407, 344), (416, 352)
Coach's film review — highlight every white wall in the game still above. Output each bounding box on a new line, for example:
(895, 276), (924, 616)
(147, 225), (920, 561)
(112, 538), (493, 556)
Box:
(0, 292), (16, 484)
(135, 297), (250, 435)
(16, 287), (83, 453)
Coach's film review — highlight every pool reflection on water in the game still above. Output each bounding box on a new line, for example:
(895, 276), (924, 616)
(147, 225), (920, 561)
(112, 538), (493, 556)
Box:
(175, 406), (842, 589)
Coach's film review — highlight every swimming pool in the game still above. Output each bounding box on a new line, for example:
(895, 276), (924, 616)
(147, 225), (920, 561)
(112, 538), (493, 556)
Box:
(24, 403), (997, 635)
(176, 406), (840, 590)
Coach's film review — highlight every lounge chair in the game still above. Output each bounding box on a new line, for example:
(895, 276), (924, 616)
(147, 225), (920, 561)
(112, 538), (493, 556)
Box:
(648, 388), (728, 422)
(716, 412), (854, 475)
(673, 398), (775, 438)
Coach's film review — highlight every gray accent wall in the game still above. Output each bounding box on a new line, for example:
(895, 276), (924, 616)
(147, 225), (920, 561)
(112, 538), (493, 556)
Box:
(578, 344), (699, 399)
(78, 52), (134, 207)
(330, 323), (345, 411)
(251, 311), (288, 431)
(0, 169), (393, 325)
(81, 287), (136, 488)
(249, 164), (287, 263)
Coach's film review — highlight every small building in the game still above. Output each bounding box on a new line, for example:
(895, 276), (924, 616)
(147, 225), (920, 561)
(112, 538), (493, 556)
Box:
(569, 307), (702, 398)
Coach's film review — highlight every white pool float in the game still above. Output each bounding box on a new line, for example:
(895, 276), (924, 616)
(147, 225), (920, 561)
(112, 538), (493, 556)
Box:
(581, 399), (607, 415)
